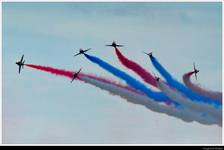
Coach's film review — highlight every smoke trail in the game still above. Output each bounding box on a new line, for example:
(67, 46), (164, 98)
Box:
(25, 64), (219, 125)
(25, 64), (140, 94)
(114, 47), (157, 88)
(25, 64), (74, 78)
(183, 71), (222, 101)
(83, 54), (175, 105)
(83, 74), (142, 95)
(80, 76), (199, 123)
(24, 64), (179, 117)
(156, 79), (222, 126)
(149, 55), (221, 108)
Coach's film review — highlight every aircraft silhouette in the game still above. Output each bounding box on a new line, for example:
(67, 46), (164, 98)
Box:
(16, 54), (25, 74)
(71, 68), (82, 83)
(74, 48), (91, 57)
(193, 62), (199, 80)
(143, 51), (153, 57)
(106, 41), (124, 48)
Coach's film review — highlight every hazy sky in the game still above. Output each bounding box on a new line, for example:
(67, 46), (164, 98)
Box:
(3, 2), (222, 144)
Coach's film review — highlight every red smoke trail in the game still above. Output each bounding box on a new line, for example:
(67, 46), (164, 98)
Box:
(114, 47), (157, 88)
(25, 64), (74, 78)
(25, 64), (141, 94)
(183, 71), (222, 102)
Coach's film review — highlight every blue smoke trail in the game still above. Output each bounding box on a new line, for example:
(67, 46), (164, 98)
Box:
(84, 54), (178, 105)
(149, 55), (221, 108)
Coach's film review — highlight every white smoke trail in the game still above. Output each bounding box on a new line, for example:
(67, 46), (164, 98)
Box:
(79, 76), (223, 125)
(157, 79), (221, 126)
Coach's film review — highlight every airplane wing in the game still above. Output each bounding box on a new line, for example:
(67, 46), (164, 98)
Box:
(71, 77), (75, 83)
(143, 51), (152, 56)
(20, 55), (24, 62)
(71, 68), (82, 83)
(83, 49), (90, 53)
(106, 45), (112, 46)
(18, 65), (22, 74)
(117, 45), (124, 47)
(74, 68), (82, 77)
(195, 73), (197, 80)
(76, 68), (82, 74)
(193, 63), (196, 71)
(74, 52), (81, 56)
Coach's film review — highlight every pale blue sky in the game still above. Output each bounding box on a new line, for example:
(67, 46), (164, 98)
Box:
(3, 2), (222, 144)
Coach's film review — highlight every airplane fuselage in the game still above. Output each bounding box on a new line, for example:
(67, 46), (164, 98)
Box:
(73, 74), (78, 78)
(16, 61), (24, 66)
(195, 70), (199, 74)
(112, 43), (117, 47)
(80, 50), (84, 53)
